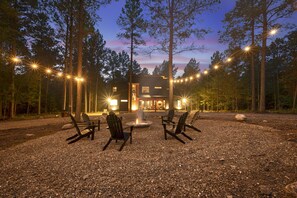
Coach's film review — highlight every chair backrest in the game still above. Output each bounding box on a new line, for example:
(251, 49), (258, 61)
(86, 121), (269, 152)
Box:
(167, 109), (175, 122)
(106, 114), (124, 139)
(82, 113), (92, 126)
(190, 111), (200, 125)
(69, 114), (82, 135)
(175, 112), (189, 134)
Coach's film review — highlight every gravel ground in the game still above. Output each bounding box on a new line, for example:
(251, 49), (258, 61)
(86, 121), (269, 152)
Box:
(0, 113), (296, 197)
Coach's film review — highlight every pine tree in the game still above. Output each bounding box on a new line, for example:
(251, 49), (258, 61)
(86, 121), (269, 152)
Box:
(117, 0), (147, 112)
(144, 0), (219, 109)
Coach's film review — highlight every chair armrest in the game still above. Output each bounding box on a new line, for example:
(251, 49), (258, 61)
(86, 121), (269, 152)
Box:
(123, 125), (134, 133)
(162, 122), (175, 130)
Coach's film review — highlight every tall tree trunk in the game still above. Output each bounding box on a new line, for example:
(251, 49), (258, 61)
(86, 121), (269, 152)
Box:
(251, 16), (256, 112)
(88, 84), (92, 112)
(95, 75), (98, 112)
(84, 83), (88, 113)
(38, 73), (41, 115)
(10, 43), (17, 118)
(276, 68), (280, 110)
(10, 63), (15, 118)
(293, 83), (297, 110)
(259, 0), (267, 113)
(168, 0), (174, 109)
(63, 15), (69, 111)
(68, 1), (74, 114)
(75, 0), (84, 121)
(45, 77), (49, 113)
(128, 31), (133, 112)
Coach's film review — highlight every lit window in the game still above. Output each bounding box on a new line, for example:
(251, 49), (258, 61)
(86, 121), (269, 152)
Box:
(154, 86), (162, 89)
(110, 99), (118, 106)
(142, 86), (149, 93)
(112, 87), (117, 92)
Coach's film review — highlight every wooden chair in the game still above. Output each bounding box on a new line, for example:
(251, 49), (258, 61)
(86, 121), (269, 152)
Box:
(162, 112), (192, 144)
(82, 112), (100, 131)
(161, 109), (175, 125)
(66, 114), (95, 144)
(184, 111), (201, 132)
(103, 114), (134, 151)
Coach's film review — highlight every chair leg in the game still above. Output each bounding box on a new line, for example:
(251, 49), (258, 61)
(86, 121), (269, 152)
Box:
(186, 124), (201, 132)
(130, 133), (132, 144)
(166, 132), (185, 144)
(91, 131), (95, 140)
(181, 132), (193, 140)
(66, 134), (78, 141)
(68, 136), (83, 144)
(119, 139), (128, 151)
(103, 138), (112, 151)
(192, 126), (201, 132)
(172, 134), (186, 144)
(164, 131), (167, 140)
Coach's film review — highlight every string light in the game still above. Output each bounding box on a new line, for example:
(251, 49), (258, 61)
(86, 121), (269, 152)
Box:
(173, 27), (279, 84)
(11, 56), (21, 63)
(31, 63), (38, 69)
(244, 46), (251, 52)
(5, 56), (85, 82)
(57, 72), (63, 77)
(269, 29), (278, 36)
(46, 68), (52, 74)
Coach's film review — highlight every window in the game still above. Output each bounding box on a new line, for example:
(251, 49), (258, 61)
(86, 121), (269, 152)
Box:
(154, 86), (162, 89)
(142, 86), (150, 93)
(112, 87), (117, 92)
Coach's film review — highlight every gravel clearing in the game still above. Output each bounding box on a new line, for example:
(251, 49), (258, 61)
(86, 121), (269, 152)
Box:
(0, 113), (296, 197)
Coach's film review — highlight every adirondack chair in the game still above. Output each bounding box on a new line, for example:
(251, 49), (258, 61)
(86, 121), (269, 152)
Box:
(66, 114), (96, 144)
(184, 111), (201, 132)
(82, 112), (100, 131)
(103, 113), (134, 151)
(162, 112), (192, 144)
(161, 109), (175, 125)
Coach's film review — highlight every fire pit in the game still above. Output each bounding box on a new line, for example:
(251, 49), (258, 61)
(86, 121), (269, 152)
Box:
(126, 119), (153, 128)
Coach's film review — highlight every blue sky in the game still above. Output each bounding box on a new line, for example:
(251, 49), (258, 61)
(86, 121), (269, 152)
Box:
(95, 0), (296, 76)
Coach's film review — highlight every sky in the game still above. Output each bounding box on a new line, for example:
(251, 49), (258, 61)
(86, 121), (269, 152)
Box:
(95, 0), (296, 76)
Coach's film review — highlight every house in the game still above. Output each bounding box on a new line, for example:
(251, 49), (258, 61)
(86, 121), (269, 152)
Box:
(109, 75), (169, 112)
(131, 75), (169, 111)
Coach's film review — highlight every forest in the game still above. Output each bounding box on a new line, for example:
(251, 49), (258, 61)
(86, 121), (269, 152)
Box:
(0, 0), (296, 119)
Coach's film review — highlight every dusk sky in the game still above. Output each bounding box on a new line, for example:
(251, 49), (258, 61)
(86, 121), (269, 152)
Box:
(95, 0), (296, 76)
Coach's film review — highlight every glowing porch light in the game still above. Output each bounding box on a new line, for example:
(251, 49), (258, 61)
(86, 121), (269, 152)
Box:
(244, 46), (251, 52)
(226, 57), (232, 62)
(190, 76), (193, 80)
(196, 73), (201, 78)
(185, 78), (188, 82)
(214, 65), (219, 69)
(66, 75), (71, 79)
(131, 105), (138, 111)
(181, 79), (184, 83)
(203, 70), (208, 75)
(269, 29), (278, 36)
(182, 98), (187, 104)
